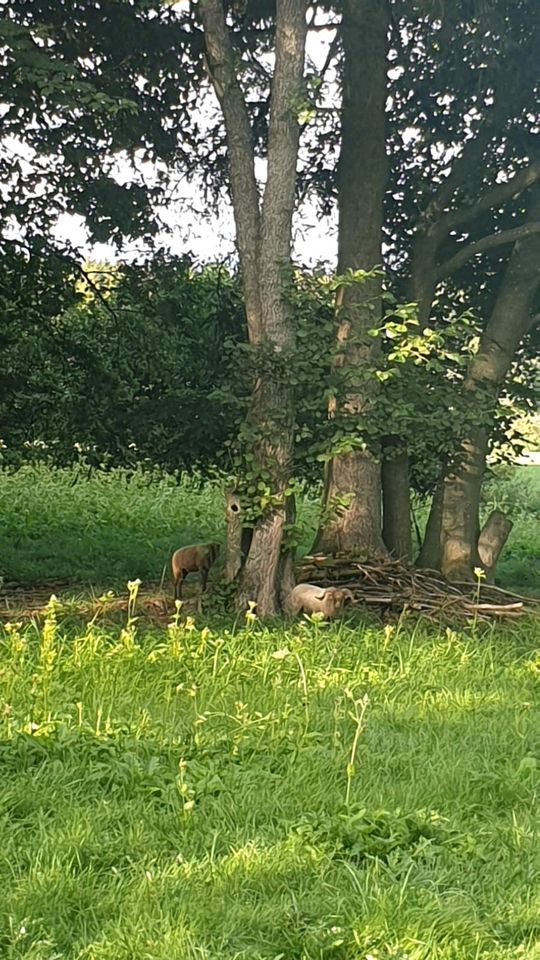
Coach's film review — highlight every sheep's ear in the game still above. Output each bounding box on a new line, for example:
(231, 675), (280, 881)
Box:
(314, 588), (327, 600)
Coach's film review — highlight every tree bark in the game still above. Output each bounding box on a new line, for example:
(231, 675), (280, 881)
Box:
(477, 510), (513, 583)
(199, 0), (263, 343)
(313, 0), (389, 559)
(439, 186), (540, 581)
(200, 0), (308, 615)
(382, 442), (413, 561)
(225, 487), (246, 582)
(439, 429), (486, 580)
(416, 480), (443, 570)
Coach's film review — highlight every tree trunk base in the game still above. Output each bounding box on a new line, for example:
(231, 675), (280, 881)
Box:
(236, 494), (296, 618)
(313, 451), (388, 558)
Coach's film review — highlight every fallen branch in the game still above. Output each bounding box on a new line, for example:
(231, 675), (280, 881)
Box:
(298, 556), (539, 623)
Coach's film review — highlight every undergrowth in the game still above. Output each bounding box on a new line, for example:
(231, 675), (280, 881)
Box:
(0, 596), (538, 959)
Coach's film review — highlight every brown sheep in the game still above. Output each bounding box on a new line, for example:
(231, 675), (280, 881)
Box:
(171, 542), (220, 600)
(286, 583), (354, 619)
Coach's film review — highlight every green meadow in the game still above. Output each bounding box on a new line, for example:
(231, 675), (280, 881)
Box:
(0, 466), (539, 959)
(0, 463), (538, 591)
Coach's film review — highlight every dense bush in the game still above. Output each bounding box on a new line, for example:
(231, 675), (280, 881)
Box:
(0, 252), (246, 473)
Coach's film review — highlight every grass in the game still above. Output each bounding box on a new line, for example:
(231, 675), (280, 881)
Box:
(0, 464), (320, 588)
(0, 463), (538, 592)
(0, 599), (539, 959)
(0, 465), (539, 958)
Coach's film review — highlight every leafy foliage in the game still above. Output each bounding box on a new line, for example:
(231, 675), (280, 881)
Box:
(0, 0), (204, 246)
(0, 254), (245, 472)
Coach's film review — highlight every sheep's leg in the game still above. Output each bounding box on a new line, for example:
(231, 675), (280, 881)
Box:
(200, 565), (209, 593)
(174, 573), (184, 601)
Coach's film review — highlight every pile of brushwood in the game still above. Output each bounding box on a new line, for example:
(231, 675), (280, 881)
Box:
(298, 556), (539, 623)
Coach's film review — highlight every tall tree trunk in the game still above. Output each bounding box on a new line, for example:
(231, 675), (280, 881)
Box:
(200, 0), (308, 615)
(313, 0), (389, 558)
(382, 440), (413, 561)
(439, 428), (487, 580)
(439, 187), (540, 581)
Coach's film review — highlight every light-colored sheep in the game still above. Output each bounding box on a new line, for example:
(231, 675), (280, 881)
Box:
(286, 583), (354, 619)
(171, 542), (220, 600)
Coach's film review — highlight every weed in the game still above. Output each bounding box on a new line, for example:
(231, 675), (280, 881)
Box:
(0, 605), (538, 958)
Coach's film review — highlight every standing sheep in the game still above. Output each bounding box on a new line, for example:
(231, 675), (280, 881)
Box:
(171, 542), (220, 600)
(286, 583), (354, 619)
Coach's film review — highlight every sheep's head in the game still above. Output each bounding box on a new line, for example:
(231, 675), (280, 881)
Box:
(329, 587), (354, 610)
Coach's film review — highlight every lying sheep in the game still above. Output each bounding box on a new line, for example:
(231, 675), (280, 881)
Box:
(171, 542), (220, 600)
(286, 583), (355, 619)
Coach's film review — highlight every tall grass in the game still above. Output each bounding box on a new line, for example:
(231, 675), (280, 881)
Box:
(0, 601), (538, 959)
(0, 464), (226, 584)
(0, 464), (318, 586)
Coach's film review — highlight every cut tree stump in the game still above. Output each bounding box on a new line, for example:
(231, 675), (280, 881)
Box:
(478, 510), (513, 583)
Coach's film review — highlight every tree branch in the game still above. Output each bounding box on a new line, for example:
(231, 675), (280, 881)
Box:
(438, 158), (540, 237)
(199, 0), (263, 342)
(308, 21), (340, 31)
(316, 28), (340, 90)
(437, 221), (540, 279)
(418, 121), (495, 231)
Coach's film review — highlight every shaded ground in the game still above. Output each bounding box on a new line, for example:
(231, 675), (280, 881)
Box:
(0, 579), (202, 625)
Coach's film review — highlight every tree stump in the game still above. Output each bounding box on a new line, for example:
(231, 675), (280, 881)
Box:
(477, 510), (513, 583)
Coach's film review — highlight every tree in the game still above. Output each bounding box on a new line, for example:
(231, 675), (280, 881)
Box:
(424, 188), (540, 578)
(394, 2), (540, 579)
(380, 0), (540, 578)
(198, 0), (308, 615)
(0, 0), (203, 251)
(0, 254), (246, 471)
(311, 0), (389, 559)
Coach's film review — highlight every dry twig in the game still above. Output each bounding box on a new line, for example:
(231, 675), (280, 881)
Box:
(298, 556), (539, 623)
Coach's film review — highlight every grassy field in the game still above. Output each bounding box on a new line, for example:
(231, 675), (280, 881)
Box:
(0, 601), (539, 959)
(0, 463), (538, 591)
(0, 466), (539, 959)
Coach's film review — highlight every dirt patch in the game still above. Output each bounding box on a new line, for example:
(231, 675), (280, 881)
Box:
(0, 579), (202, 624)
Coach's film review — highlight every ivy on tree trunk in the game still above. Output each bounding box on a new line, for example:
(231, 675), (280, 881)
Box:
(199, 0), (308, 616)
